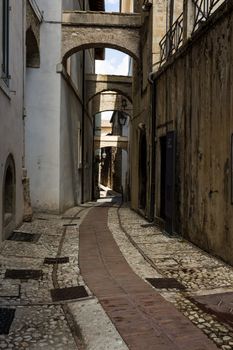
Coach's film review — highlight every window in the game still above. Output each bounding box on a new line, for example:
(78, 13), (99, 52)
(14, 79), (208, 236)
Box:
(1, 0), (9, 85)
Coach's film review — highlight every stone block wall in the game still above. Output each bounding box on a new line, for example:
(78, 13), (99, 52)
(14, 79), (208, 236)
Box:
(154, 1), (233, 264)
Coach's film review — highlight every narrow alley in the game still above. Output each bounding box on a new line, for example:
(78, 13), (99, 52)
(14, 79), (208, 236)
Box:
(0, 195), (233, 349)
(1, 0), (233, 348)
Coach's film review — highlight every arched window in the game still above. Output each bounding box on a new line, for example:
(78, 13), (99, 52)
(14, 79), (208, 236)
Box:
(3, 155), (15, 225)
(26, 27), (40, 68)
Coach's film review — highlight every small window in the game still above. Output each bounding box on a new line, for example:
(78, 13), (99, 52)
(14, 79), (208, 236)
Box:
(2, 0), (10, 85)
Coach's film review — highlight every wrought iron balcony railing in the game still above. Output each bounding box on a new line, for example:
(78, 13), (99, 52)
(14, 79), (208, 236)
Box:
(159, 13), (184, 65)
(192, 0), (223, 32)
(159, 0), (224, 65)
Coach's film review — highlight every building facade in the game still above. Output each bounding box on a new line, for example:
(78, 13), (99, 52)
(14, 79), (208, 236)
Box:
(25, 0), (97, 213)
(2, 0), (233, 267)
(151, 0), (233, 264)
(0, 1), (26, 240)
(127, 0), (233, 265)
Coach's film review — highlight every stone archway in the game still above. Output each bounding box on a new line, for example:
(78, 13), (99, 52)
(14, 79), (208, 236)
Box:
(61, 9), (139, 203)
(62, 11), (141, 62)
(89, 91), (132, 118)
(94, 135), (128, 152)
(86, 74), (132, 104)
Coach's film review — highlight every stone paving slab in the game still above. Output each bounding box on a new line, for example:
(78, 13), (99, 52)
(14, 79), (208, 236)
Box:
(192, 292), (233, 328)
(69, 299), (128, 350)
(79, 206), (218, 350)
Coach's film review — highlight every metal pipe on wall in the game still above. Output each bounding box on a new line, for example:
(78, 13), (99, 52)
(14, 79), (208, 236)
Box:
(81, 49), (85, 204)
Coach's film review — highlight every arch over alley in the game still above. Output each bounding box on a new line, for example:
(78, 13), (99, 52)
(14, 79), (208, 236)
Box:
(94, 135), (128, 151)
(89, 91), (132, 118)
(86, 74), (132, 104)
(62, 11), (141, 62)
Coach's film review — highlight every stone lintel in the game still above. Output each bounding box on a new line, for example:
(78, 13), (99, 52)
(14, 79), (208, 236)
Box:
(94, 136), (128, 142)
(86, 74), (132, 84)
(94, 136), (128, 151)
(62, 11), (142, 28)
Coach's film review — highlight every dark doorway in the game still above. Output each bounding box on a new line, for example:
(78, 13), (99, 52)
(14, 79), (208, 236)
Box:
(3, 156), (15, 225)
(160, 136), (167, 219)
(100, 147), (112, 188)
(139, 130), (147, 210)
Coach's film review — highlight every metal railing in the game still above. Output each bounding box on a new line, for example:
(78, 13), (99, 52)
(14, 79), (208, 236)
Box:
(192, 0), (223, 32)
(159, 0), (225, 65)
(159, 13), (184, 65)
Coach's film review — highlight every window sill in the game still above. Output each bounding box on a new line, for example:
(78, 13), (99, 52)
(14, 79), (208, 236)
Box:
(0, 78), (11, 99)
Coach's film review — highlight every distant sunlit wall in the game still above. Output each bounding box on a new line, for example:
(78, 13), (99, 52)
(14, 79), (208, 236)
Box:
(120, 0), (133, 13)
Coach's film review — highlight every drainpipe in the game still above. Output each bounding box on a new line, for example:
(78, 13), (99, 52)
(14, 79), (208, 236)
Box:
(22, 2), (33, 221)
(81, 0), (85, 204)
(22, 2), (26, 168)
(148, 72), (156, 222)
(81, 50), (85, 204)
(92, 116), (95, 199)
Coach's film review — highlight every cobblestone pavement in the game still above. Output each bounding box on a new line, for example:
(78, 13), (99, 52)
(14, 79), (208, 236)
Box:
(1, 198), (233, 349)
(108, 205), (233, 350)
(0, 202), (127, 350)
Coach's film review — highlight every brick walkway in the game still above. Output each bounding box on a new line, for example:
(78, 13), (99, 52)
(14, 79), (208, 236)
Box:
(79, 207), (218, 350)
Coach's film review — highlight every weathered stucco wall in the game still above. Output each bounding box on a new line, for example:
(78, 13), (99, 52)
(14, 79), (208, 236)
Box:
(60, 74), (83, 209)
(26, 0), (94, 212)
(121, 0), (134, 13)
(0, 1), (25, 240)
(152, 0), (167, 65)
(60, 49), (94, 210)
(154, 3), (233, 264)
(25, 0), (62, 212)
